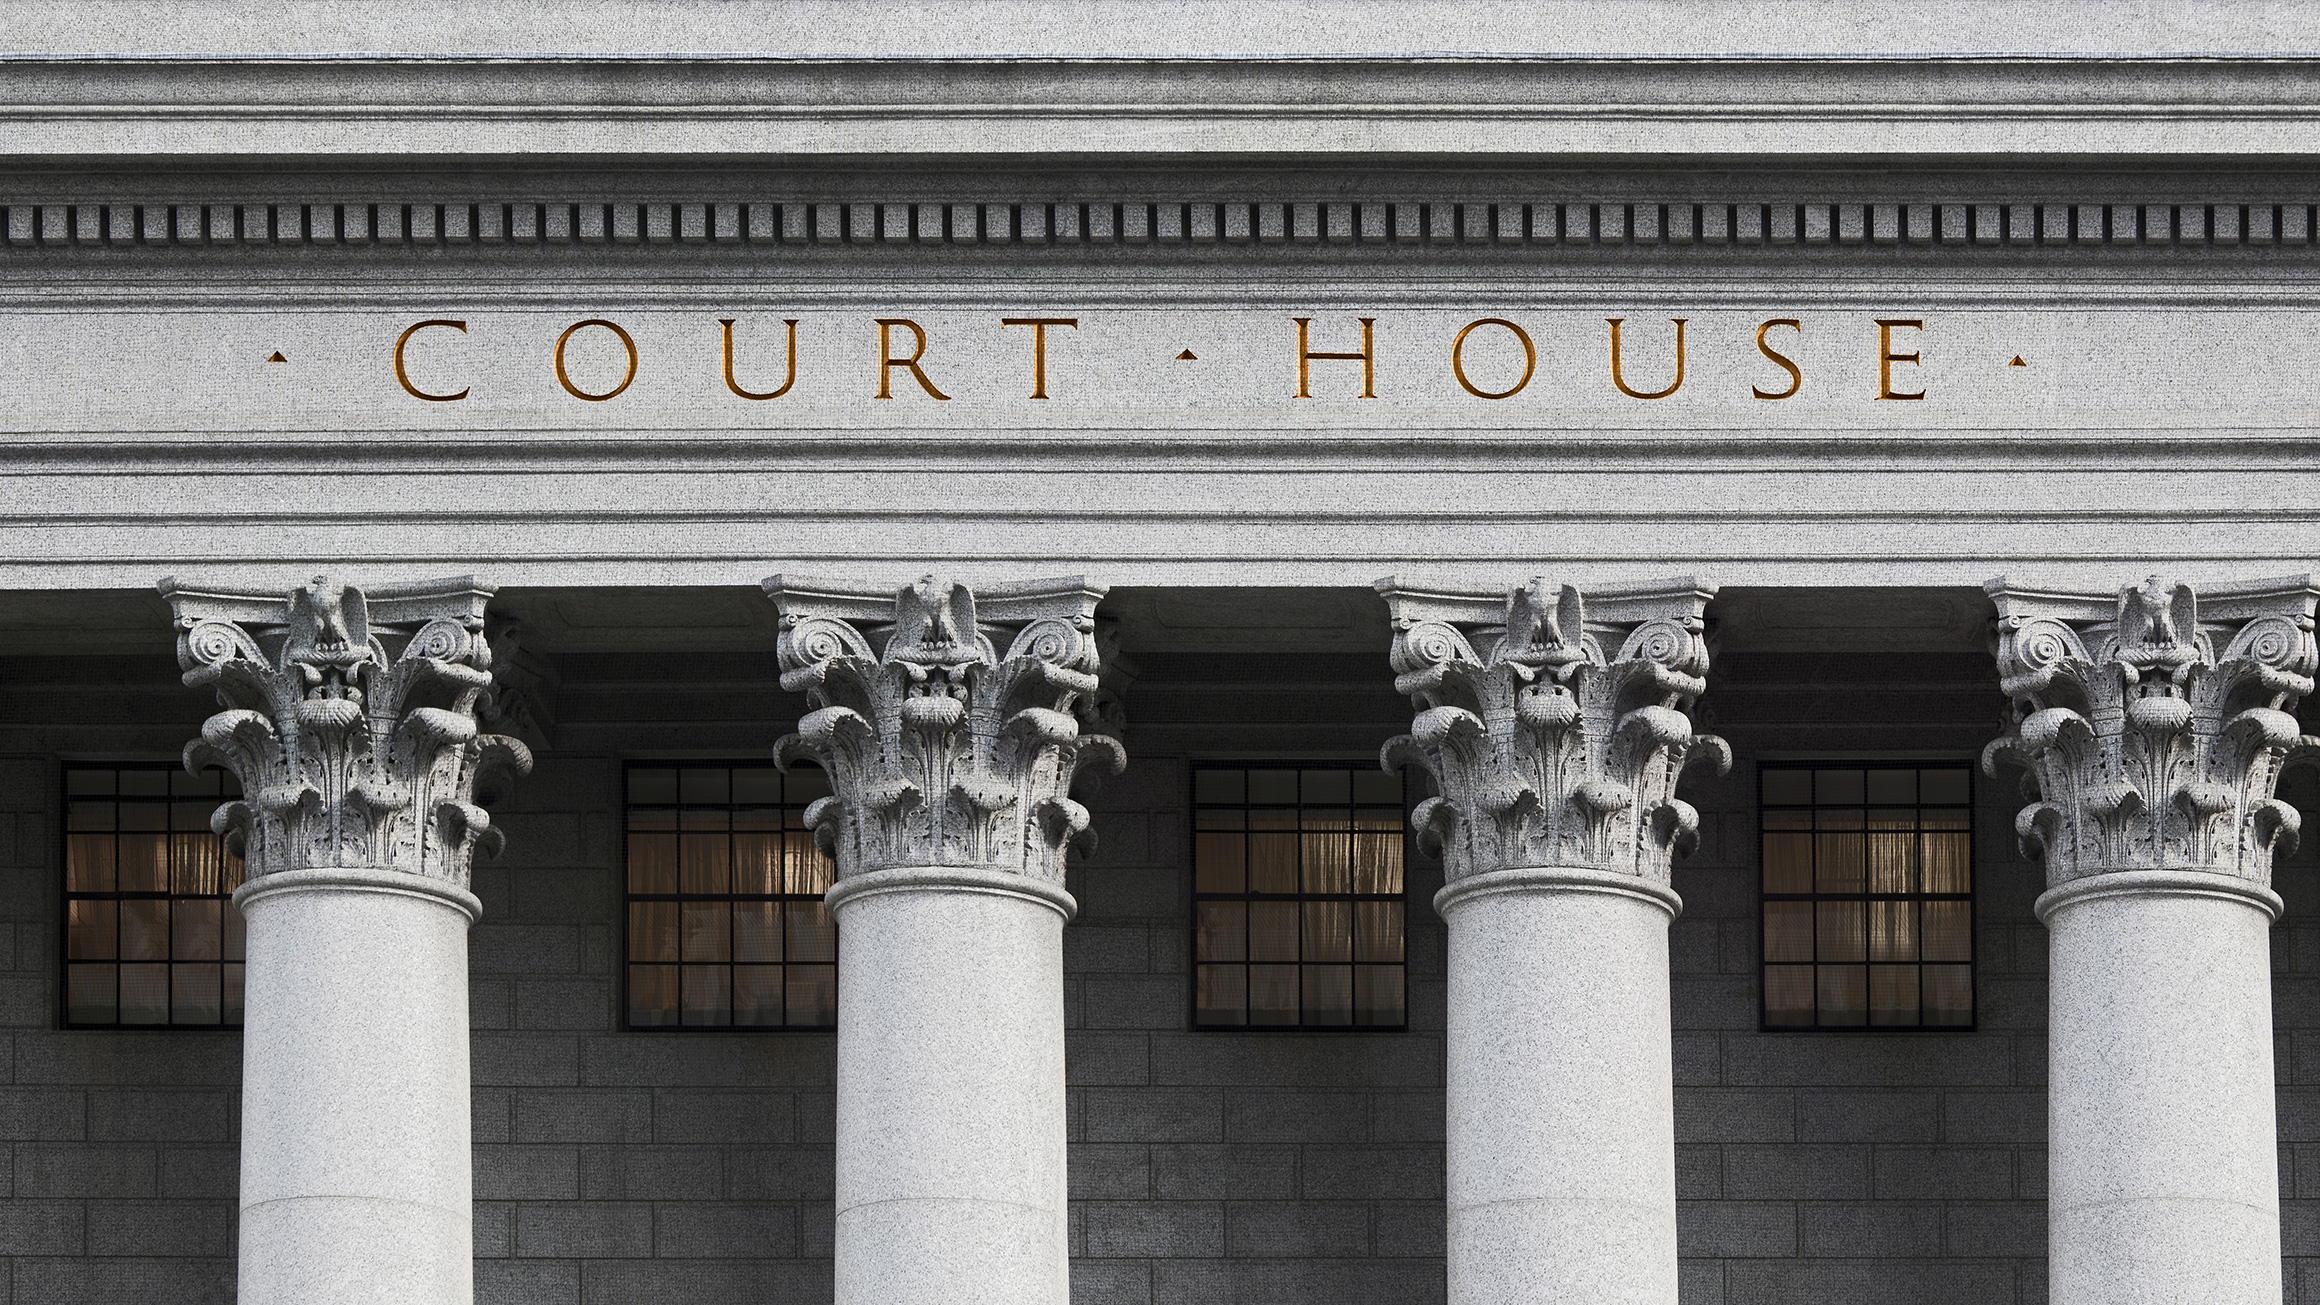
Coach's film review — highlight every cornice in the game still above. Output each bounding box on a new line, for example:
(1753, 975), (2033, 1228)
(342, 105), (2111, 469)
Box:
(7, 51), (2320, 157)
(9, 1), (2320, 61)
(7, 197), (2320, 254)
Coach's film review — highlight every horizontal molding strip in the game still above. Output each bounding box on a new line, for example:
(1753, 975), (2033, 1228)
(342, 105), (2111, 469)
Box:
(3, 199), (2317, 251)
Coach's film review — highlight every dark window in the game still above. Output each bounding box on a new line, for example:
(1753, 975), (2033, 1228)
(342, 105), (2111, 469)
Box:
(62, 764), (245, 1028)
(1192, 764), (1406, 1030)
(1760, 764), (1974, 1030)
(624, 763), (837, 1029)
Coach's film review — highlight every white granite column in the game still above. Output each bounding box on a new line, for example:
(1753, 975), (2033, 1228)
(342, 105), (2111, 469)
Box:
(1377, 577), (1729, 1305)
(767, 575), (1124, 1305)
(162, 575), (532, 1305)
(1987, 575), (2320, 1305)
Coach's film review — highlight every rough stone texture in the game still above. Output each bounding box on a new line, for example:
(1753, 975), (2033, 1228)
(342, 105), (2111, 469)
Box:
(0, 11), (2315, 1299)
(827, 869), (1070, 1305)
(237, 869), (480, 1305)
(7, 4), (2320, 166)
(163, 576), (535, 1305)
(2042, 873), (2283, 1304)
(1377, 576), (1728, 887)
(768, 574), (1123, 885)
(1984, 575), (2320, 888)
(1439, 872), (1679, 1304)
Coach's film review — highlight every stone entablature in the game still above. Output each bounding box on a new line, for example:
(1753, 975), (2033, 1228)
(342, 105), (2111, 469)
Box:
(1984, 573), (2320, 887)
(160, 574), (533, 886)
(766, 574), (1125, 884)
(1377, 575), (1730, 887)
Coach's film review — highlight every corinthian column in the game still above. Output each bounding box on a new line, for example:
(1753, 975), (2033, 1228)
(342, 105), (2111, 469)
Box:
(1377, 577), (1728, 1305)
(161, 575), (531, 1305)
(1986, 575), (2320, 1305)
(766, 575), (1124, 1305)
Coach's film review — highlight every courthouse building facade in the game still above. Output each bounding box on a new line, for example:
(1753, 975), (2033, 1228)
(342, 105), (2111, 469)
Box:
(3, 3), (2320, 1302)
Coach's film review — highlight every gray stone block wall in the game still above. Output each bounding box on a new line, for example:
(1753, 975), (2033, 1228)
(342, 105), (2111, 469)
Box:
(2276, 765), (2320, 1305)
(0, 751), (239, 1305)
(1668, 757), (2049, 1305)
(1061, 752), (1449, 1305)
(467, 753), (837, 1305)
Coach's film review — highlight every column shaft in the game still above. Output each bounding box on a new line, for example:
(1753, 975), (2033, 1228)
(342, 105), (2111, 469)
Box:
(830, 867), (1071, 1305)
(1984, 574), (2320, 1304)
(1440, 867), (1679, 1305)
(237, 869), (479, 1305)
(2042, 871), (2282, 1305)
(162, 574), (530, 1303)
(1374, 577), (1724, 1305)
(765, 574), (1122, 1305)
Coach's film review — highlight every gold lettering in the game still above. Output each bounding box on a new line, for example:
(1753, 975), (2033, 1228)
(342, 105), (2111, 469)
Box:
(1875, 318), (1925, 400)
(875, 318), (952, 400)
(554, 319), (638, 402)
(1607, 318), (1686, 400)
(999, 317), (1079, 400)
(1753, 319), (1803, 400)
(720, 317), (799, 400)
(1293, 316), (1376, 398)
(1450, 318), (1536, 400)
(393, 318), (468, 401)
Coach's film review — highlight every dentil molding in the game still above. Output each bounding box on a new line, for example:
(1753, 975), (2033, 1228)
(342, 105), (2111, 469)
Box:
(6, 198), (2320, 254)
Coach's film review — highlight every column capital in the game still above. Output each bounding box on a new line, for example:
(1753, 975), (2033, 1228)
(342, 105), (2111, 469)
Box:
(159, 573), (534, 888)
(765, 573), (1126, 885)
(1375, 575), (1730, 887)
(1984, 572), (2320, 889)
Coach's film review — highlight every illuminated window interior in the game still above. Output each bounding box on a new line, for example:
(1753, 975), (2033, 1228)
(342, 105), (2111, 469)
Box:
(63, 765), (245, 1028)
(1760, 764), (1974, 1030)
(624, 763), (838, 1029)
(1193, 765), (1407, 1030)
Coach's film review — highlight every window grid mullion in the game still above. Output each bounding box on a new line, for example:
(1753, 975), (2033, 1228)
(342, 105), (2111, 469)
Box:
(1760, 764), (1975, 1033)
(63, 764), (241, 1030)
(623, 764), (834, 1032)
(1191, 765), (1406, 1033)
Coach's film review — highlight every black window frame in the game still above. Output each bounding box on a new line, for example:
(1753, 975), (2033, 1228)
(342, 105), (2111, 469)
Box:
(58, 760), (247, 1031)
(619, 759), (839, 1033)
(1757, 759), (1977, 1034)
(1188, 760), (1412, 1033)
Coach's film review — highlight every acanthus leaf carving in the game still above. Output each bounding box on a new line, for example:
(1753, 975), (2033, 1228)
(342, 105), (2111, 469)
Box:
(765, 574), (1127, 884)
(1983, 573), (2320, 887)
(1375, 576), (1730, 885)
(159, 573), (535, 887)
